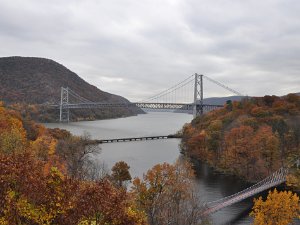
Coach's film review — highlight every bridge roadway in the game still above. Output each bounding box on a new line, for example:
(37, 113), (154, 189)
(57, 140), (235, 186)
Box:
(94, 135), (180, 144)
(53, 102), (223, 110)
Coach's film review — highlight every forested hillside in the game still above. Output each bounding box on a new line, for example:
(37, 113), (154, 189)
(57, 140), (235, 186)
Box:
(0, 102), (148, 224)
(0, 103), (208, 224)
(181, 94), (300, 188)
(0, 56), (142, 122)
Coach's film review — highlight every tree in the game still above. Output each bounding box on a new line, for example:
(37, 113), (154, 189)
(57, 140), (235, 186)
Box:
(0, 104), (147, 225)
(285, 153), (300, 190)
(0, 152), (77, 225)
(226, 100), (233, 111)
(0, 152), (146, 225)
(0, 127), (26, 154)
(186, 130), (210, 161)
(250, 188), (300, 225)
(206, 120), (223, 162)
(111, 161), (132, 188)
(222, 126), (257, 178)
(0, 104), (27, 154)
(254, 126), (280, 174)
(56, 132), (101, 179)
(132, 160), (206, 225)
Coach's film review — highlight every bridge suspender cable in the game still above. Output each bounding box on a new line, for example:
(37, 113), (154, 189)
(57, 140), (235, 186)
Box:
(203, 75), (243, 96)
(68, 88), (93, 103)
(138, 74), (194, 103)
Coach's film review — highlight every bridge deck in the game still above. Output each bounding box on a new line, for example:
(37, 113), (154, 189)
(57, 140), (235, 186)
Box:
(51, 102), (223, 110)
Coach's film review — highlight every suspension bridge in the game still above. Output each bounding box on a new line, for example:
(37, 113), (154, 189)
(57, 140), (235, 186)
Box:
(55, 73), (243, 122)
(202, 167), (288, 216)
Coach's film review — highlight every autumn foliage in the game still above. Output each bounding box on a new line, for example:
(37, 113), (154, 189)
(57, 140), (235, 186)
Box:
(181, 94), (300, 183)
(0, 102), (147, 224)
(250, 188), (300, 225)
(111, 161), (132, 188)
(132, 160), (205, 225)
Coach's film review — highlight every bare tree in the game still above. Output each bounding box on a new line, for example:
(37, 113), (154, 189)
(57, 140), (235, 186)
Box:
(56, 131), (101, 179)
(83, 160), (110, 181)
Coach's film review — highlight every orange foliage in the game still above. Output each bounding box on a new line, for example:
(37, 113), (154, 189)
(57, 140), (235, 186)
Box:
(181, 94), (300, 183)
(0, 104), (146, 224)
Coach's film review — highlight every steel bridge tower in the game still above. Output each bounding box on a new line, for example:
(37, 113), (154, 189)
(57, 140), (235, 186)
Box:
(60, 87), (69, 122)
(193, 73), (203, 118)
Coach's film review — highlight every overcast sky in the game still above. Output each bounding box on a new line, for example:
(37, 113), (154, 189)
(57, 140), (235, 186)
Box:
(0, 0), (299, 101)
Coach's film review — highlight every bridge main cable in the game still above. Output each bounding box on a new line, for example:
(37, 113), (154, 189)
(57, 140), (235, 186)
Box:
(139, 74), (194, 103)
(203, 75), (243, 96)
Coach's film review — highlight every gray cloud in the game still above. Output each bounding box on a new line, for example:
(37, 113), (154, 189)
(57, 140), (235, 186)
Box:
(0, 0), (299, 101)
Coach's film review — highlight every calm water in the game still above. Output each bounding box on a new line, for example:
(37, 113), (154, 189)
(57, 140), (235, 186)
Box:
(45, 112), (254, 224)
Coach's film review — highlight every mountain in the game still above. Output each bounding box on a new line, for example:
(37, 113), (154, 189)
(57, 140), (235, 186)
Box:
(0, 56), (142, 122)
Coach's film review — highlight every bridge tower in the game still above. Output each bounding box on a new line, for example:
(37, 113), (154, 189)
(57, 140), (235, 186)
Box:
(193, 73), (203, 118)
(60, 87), (69, 122)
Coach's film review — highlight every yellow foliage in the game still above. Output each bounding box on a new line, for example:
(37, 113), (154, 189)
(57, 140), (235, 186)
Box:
(0, 128), (26, 153)
(207, 119), (222, 131)
(0, 105), (27, 154)
(48, 138), (57, 155)
(0, 218), (8, 225)
(16, 196), (54, 225)
(126, 206), (148, 225)
(250, 188), (300, 225)
(30, 135), (57, 160)
(1, 189), (60, 225)
(0, 167), (70, 225)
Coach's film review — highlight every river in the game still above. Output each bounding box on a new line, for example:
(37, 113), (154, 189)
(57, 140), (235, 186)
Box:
(45, 112), (254, 225)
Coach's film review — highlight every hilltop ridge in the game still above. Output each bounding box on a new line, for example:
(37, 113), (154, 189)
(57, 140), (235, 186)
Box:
(0, 56), (142, 121)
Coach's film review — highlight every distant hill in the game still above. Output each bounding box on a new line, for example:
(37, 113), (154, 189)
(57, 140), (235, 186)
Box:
(0, 56), (142, 122)
(172, 96), (245, 114)
(202, 96), (245, 105)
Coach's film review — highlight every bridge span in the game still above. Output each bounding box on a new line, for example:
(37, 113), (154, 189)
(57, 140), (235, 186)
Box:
(202, 167), (288, 215)
(55, 73), (243, 122)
